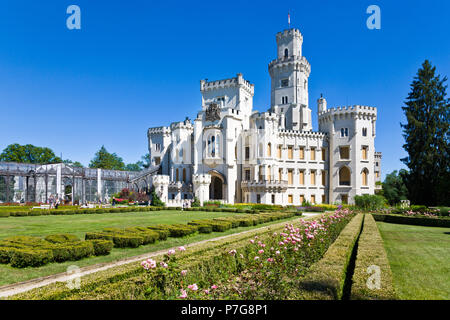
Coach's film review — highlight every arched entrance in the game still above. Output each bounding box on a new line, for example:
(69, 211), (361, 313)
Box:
(210, 176), (223, 200)
(208, 170), (226, 200)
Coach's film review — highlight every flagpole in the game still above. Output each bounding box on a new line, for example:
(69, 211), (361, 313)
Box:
(288, 11), (290, 29)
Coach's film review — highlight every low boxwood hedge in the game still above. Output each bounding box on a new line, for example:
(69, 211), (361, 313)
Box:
(373, 213), (450, 228)
(297, 214), (364, 300)
(10, 248), (53, 268)
(350, 214), (397, 300)
(45, 234), (80, 244)
(88, 239), (114, 256)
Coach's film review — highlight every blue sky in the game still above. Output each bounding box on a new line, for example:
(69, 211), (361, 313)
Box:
(0, 0), (449, 179)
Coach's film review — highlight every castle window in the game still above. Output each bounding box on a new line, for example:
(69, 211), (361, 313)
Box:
(277, 145), (282, 158)
(341, 128), (349, 137)
(245, 146), (250, 160)
(176, 169), (179, 182)
(299, 147), (305, 160)
(300, 194), (305, 205)
(311, 170), (316, 185)
(281, 79), (289, 87)
(271, 194), (275, 204)
(288, 146), (293, 159)
(182, 168), (186, 182)
(339, 146), (350, 160)
(362, 146), (368, 160)
(362, 168), (369, 186)
(257, 194), (261, 203)
(245, 169), (251, 181)
(288, 194), (293, 204)
(267, 166), (272, 181)
(299, 170), (305, 185)
(339, 167), (351, 186)
(362, 127), (367, 136)
(278, 168), (283, 181)
(304, 80), (307, 89)
(259, 143), (263, 157)
(321, 148), (326, 161)
(281, 96), (289, 104)
(310, 147), (316, 161)
(288, 169), (293, 185)
(267, 143), (272, 157)
(311, 195), (316, 204)
(284, 48), (289, 58)
(322, 170), (326, 186)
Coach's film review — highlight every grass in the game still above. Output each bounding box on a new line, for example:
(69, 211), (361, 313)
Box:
(0, 210), (300, 287)
(377, 222), (450, 299)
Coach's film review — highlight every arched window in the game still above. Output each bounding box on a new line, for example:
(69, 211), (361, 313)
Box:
(284, 48), (289, 58)
(339, 167), (351, 186)
(361, 168), (369, 186)
(259, 143), (263, 157)
(267, 143), (272, 157)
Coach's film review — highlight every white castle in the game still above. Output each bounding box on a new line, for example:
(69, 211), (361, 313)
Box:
(146, 28), (382, 206)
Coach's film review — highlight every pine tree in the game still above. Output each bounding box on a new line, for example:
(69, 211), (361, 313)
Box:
(401, 60), (450, 206)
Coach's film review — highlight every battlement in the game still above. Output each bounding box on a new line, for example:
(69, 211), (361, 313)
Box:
(278, 129), (327, 139)
(276, 28), (303, 41)
(268, 55), (310, 71)
(318, 105), (377, 119)
(251, 111), (278, 121)
(170, 120), (193, 131)
(200, 73), (254, 95)
(148, 126), (171, 136)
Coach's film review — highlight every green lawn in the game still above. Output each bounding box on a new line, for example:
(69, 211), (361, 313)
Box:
(0, 210), (300, 286)
(377, 222), (450, 299)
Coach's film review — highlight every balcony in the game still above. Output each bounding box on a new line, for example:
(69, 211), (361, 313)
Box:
(241, 180), (288, 192)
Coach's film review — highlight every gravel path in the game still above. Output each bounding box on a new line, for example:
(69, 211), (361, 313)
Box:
(0, 214), (319, 298)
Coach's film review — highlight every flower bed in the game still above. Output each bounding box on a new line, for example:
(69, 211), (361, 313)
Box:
(296, 213), (364, 300)
(350, 214), (396, 300)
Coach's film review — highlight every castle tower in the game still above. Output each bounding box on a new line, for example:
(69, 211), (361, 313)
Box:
(318, 103), (377, 204)
(269, 28), (312, 131)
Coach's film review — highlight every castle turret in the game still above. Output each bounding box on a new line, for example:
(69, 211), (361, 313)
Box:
(317, 94), (327, 113)
(268, 28), (312, 131)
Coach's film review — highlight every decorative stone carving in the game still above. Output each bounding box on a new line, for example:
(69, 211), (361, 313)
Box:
(205, 103), (221, 122)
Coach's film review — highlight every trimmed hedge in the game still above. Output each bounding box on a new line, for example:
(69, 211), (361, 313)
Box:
(350, 214), (397, 300)
(0, 211), (10, 217)
(297, 214), (364, 300)
(0, 234), (110, 268)
(373, 214), (450, 228)
(88, 240), (114, 256)
(45, 234), (80, 244)
(10, 248), (53, 268)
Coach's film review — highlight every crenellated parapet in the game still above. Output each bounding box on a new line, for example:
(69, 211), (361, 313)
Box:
(318, 105), (377, 124)
(148, 126), (171, 137)
(268, 56), (310, 77)
(200, 73), (254, 96)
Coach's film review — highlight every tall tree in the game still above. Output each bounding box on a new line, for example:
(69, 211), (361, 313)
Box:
(89, 146), (125, 170)
(400, 60), (450, 206)
(141, 153), (151, 169)
(382, 170), (409, 205)
(0, 144), (62, 164)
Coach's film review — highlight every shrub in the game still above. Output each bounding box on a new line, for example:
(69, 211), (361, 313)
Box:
(48, 242), (94, 262)
(10, 248), (53, 268)
(197, 224), (213, 233)
(0, 211), (10, 217)
(354, 194), (387, 211)
(167, 224), (198, 237)
(10, 211), (29, 217)
(111, 235), (144, 248)
(0, 247), (15, 263)
(146, 226), (170, 241)
(372, 214), (450, 228)
(350, 214), (397, 300)
(192, 197), (201, 207)
(88, 239), (114, 256)
(124, 228), (159, 245)
(45, 234), (80, 244)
